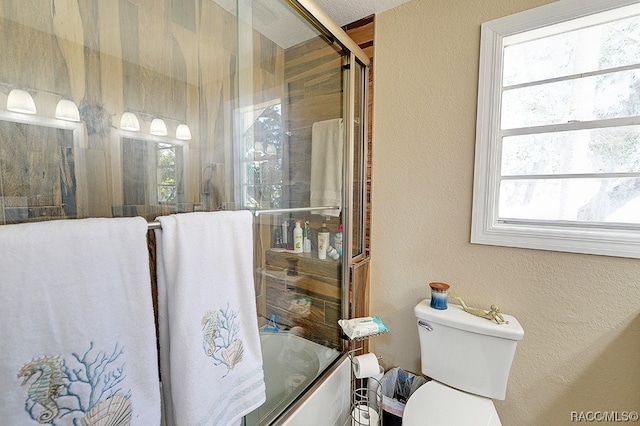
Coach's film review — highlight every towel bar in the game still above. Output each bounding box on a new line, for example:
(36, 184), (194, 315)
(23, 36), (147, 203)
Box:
(146, 205), (339, 229)
(253, 206), (340, 216)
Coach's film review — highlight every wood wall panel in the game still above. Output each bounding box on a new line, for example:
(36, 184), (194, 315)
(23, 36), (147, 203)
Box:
(283, 36), (342, 226)
(120, 0), (142, 113)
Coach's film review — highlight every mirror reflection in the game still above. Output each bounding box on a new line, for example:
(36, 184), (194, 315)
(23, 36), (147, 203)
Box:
(0, 1), (353, 225)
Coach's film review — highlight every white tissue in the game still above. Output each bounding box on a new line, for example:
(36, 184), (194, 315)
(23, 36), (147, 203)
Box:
(351, 404), (379, 426)
(353, 352), (380, 379)
(367, 366), (384, 411)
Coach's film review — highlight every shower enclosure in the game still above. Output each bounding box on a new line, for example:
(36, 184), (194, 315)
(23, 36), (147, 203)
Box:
(0, 0), (368, 423)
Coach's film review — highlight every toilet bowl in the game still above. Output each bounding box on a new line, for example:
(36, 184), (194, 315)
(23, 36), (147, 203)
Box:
(403, 380), (500, 426)
(402, 299), (524, 425)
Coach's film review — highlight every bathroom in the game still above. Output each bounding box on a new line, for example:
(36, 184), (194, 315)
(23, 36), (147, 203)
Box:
(1, 1), (639, 426)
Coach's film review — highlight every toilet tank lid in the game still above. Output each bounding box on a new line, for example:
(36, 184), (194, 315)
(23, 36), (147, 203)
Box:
(415, 299), (524, 341)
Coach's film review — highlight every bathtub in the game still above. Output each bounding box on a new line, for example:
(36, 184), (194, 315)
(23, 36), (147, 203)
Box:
(256, 330), (341, 425)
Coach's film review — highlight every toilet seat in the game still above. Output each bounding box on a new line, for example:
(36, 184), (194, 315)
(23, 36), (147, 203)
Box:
(402, 380), (501, 426)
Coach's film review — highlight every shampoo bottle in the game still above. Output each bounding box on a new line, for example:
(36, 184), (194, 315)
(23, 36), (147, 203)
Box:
(293, 221), (303, 253)
(317, 223), (330, 260)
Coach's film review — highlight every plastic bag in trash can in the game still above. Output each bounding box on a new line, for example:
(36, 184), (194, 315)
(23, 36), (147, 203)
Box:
(379, 367), (427, 423)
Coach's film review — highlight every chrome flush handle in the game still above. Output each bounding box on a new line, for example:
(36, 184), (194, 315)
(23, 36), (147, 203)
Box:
(418, 320), (433, 331)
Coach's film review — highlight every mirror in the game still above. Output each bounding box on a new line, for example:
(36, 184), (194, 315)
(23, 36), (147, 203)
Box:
(116, 136), (188, 219)
(0, 117), (84, 224)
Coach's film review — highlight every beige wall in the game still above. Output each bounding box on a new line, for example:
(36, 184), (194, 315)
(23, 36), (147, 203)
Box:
(370, 1), (640, 424)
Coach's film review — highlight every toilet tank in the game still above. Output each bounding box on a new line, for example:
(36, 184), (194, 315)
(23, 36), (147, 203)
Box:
(414, 299), (524, 400)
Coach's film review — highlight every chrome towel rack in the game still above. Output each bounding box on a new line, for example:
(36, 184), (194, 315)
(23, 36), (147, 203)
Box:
(145, 205), (340, 230)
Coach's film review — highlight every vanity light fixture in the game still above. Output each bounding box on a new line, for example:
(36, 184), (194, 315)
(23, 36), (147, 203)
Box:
(176, 123), (192, 140)
(55, 99), (80, 122)
(150, 118), (168, 136)
(7, 89), (36, 114)
(120, 112), (140, 131)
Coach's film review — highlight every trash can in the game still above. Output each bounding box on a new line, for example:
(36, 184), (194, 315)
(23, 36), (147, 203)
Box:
(379, 367), (427, 426)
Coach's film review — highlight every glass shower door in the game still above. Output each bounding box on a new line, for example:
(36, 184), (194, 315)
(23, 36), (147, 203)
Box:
(237, 0), (352, 423)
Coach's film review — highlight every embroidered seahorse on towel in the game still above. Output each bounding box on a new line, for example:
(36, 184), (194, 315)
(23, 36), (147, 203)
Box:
(0, 218), (161, 425)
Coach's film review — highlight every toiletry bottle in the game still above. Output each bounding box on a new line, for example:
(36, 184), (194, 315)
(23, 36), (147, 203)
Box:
(273, 227), (283, 248)
(281, 221), (288, 246)
(335, 224), (343, 257)
(303, 221), (312, 253)
(326, 246), (339, 260)
(318, 223), (330, 260)
(293, 221), (303, 253)
(286, 220), (295, 250)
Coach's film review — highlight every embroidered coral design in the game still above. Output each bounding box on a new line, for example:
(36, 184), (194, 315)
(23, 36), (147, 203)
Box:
(18, 343), (131, 425)
(18, 356), (64, 423)
(201, 305), (244, 376)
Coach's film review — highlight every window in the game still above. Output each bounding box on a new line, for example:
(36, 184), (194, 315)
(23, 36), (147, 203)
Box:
(122, 137), (184, 212)
(157, 143), (177, 203)
(239, 100), (283, 209)
(472, 0), (640, 259)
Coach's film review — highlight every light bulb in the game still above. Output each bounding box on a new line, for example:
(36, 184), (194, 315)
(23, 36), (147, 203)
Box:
(150, 118), (168, 136)
(7, 89), (36, 114)
(176, 123), (192, 140)
(55, 99), (80, 122)
(120, 112), (140, 131)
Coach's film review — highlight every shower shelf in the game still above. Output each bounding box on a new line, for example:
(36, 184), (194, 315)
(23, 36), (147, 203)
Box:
(349, 331), (387, 341)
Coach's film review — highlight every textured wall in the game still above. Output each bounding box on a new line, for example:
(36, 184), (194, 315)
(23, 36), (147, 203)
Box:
(370, 0), (640, 424)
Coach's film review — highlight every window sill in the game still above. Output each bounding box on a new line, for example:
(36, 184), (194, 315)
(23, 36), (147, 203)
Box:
(471, 220), (640, 259)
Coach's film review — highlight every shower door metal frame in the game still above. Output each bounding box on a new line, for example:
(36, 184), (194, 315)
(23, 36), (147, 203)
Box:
(285, 0), (371, 67)
(342, 53), (370, 322)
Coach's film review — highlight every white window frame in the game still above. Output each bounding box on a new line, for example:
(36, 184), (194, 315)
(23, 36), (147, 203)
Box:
(472, 0), (640, 259)
(115, 130), (188, 208)
(236, 98), (283, 210)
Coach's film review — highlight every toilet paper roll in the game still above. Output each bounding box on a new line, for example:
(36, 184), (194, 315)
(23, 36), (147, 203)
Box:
(351, 404), (380, 426)
(353, 352), (380, 379)
(367, 366), (384, 411)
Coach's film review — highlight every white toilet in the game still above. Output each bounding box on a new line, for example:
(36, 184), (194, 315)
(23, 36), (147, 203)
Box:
(402, 299), (524, 425)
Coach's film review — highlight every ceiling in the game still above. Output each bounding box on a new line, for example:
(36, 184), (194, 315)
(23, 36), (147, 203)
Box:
(314, 0), (413, 26)
(213, 0), (412, 48)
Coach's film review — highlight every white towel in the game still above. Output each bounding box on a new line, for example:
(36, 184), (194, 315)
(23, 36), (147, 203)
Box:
(310, 118), (344, 217)
(0, 217), (161, 425)
(156, 211), (266, 426)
